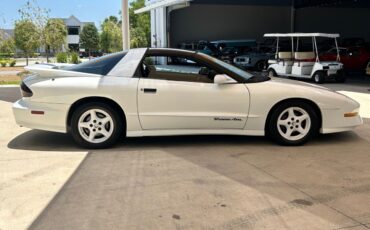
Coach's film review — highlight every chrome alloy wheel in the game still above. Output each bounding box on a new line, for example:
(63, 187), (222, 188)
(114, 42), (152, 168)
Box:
(277, 107), (311, 141)
(78, 109), (114, 144)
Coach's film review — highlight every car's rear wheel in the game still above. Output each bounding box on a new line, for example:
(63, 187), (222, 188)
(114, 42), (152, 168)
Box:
(267, 68), (277, 77)
(70, 102), (123, 148)
(313, 71), (325, 84)
(268, 101), (319, 146)
(255, 60), (266, 71)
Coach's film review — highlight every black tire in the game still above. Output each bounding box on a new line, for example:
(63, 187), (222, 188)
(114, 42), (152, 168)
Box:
(255, 60), (266, 72)
(312, 71), (325, 84)
(267, 68), (277, 77)
(335, 70), (346, 83)
(70, 102), (124, 149)
(267, 101), (319, 146)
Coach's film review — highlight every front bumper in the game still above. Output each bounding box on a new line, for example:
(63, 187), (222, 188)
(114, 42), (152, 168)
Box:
(320, 108), (363, 134)
(13, 99), (69, 133)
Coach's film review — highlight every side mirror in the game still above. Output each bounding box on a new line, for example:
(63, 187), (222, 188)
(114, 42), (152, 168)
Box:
(214, 74), (236, 84)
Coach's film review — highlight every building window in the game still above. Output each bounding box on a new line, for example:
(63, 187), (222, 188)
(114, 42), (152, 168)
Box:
(68, 27), (79, 35)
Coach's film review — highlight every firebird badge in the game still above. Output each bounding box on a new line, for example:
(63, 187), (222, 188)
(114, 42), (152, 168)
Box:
(214, 117), (242, 121)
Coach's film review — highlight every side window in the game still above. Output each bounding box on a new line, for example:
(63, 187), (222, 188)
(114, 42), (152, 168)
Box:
(142, 55), (219, 83)
(339, 49), (349, 56)
(350, 49), (360, 56)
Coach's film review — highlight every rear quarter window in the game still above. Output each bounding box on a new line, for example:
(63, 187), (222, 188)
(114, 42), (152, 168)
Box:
(64, 52), (126, 75)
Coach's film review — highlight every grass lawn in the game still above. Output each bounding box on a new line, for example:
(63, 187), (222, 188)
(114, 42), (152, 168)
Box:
(0, 67), (25, 72)
(0, 75), (21, 85)
(0, 67), (26, 85)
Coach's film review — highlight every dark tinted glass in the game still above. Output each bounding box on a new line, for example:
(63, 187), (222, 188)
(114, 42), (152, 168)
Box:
(68, 27), (79, 35)
(64, 52), (126, 75)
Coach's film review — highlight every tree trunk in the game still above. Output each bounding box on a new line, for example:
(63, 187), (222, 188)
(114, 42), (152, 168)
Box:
(26, 54), (29, 66)
(46, 47), (49, 63)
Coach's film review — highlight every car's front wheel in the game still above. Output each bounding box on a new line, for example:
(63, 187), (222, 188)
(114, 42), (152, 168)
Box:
(70, 102), (123, 148)
(268, 101), (319, 146)
(335, 70), (346, 83)
(313, 71), (325, 84)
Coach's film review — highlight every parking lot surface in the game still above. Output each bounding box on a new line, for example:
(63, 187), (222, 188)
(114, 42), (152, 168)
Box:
(1, 81), (370, 230)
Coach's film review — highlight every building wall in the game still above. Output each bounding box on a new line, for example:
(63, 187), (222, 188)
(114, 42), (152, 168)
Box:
(169, 4), (292, 48)
(295, 7), (370, 41)
(165, 3), (370, 48)
(151, 7), (167, 48)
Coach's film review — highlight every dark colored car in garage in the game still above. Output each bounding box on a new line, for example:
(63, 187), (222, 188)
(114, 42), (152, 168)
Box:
(320, 47), (370, 72)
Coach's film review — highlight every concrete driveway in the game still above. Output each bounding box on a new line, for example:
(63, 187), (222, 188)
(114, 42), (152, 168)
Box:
(1, 83), (370, 230)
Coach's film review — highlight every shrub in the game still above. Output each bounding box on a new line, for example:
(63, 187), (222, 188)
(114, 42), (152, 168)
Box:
(70, 52), (80, 64)
(56, 52), (68, 63)
(9, 59), (16, 67)
(0, 60), (7, 67)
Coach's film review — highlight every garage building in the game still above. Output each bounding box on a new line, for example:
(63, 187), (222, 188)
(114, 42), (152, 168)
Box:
(135, 0), (370, 48)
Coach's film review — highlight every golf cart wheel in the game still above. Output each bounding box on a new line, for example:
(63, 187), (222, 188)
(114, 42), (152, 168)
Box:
(268, 101), (319, 146)
(255, 60), (266, 72)
(313, 71), (325, 84)
(70, 102), (123, 149)
(335, 70), (346, 83)
(267, 68), (277, 77)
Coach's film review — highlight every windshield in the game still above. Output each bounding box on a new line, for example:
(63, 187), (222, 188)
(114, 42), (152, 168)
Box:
(197, 52), (254, 80)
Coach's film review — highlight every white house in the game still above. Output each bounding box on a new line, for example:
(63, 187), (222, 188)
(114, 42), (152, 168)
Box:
(60, 15), (95, 52)
(0, 15), (95, 54)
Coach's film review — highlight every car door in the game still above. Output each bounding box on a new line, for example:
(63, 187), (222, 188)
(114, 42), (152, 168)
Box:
(137, 56), (250, 130)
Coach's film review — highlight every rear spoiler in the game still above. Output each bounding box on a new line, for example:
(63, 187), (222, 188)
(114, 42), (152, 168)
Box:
(24, 63), (101, 78)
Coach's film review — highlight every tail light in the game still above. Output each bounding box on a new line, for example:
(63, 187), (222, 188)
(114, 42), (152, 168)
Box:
(20, 81), (33, 97)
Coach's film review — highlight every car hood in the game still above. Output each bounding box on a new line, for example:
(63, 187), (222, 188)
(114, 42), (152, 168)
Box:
(268, 77), (332, 91)
(247, 76), (359, 110)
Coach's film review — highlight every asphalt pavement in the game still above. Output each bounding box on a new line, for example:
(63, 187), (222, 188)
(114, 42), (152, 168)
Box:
(1, 82), (370, 230)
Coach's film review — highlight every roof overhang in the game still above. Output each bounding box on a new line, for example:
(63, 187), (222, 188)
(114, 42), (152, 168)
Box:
(135, 0), (192, 14)
(264, 33), (340, 38)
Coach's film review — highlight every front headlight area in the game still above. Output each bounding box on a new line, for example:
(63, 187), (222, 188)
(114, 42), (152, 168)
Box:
(344, 108), (359, 118)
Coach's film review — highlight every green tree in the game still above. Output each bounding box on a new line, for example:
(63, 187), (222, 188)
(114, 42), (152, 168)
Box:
(14, 20), (40, 65)
(80, 24), (99, 57)
(104, 15), (119, 25)
(45, 18), (67, 60)
(18, 0), (50, 58)
(0, 38), (15, 55)
(100, 18), (123, 53)
(128, 0), (150, 47)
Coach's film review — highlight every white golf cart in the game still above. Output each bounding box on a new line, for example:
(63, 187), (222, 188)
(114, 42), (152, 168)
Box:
(265, 33), (345, 84)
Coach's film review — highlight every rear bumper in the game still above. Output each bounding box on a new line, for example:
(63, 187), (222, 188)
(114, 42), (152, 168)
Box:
(13, 99), (69, 133)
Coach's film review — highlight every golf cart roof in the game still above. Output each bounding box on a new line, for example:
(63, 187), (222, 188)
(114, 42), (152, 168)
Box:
(264, 33), (340, 38)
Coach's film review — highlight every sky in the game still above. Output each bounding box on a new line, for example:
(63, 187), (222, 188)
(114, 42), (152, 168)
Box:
(0, 0), (133, 29)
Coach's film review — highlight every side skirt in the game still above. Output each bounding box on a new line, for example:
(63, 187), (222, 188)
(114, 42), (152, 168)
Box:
(127, 129), (265, 137)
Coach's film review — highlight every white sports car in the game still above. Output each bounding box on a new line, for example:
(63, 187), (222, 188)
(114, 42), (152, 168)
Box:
(13, 48), (362, 148)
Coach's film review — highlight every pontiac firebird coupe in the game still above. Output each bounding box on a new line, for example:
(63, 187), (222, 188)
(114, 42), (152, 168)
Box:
(13, 48), (362, 148)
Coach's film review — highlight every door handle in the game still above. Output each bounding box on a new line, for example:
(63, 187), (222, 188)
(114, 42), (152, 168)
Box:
(142, 88), (157, 93)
